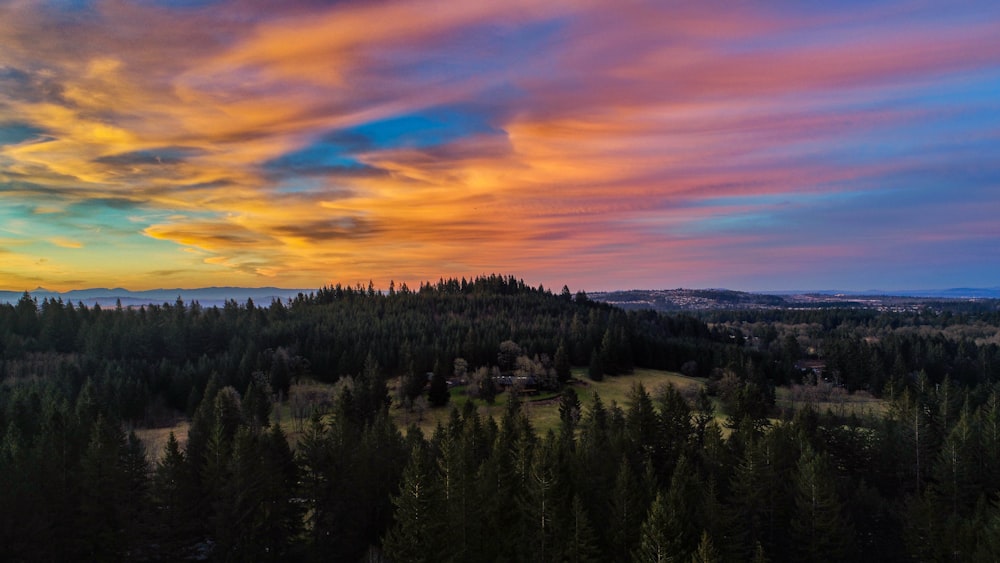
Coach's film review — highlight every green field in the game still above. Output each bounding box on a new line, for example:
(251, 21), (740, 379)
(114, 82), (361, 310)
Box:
(388, 367), (706, 436)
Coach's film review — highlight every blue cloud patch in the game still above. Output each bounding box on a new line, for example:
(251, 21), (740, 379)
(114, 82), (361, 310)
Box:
(0, 123), (46, 146)
(264, 107), (500, 179)
(346, 106), (499, 151)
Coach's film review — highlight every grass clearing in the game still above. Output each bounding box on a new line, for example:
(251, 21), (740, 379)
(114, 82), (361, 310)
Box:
(134, 420), (190, 463)
(388, 367), (704, 436)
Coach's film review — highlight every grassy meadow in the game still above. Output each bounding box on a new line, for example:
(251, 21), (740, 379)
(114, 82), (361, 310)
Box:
(137, 368), (887, 459)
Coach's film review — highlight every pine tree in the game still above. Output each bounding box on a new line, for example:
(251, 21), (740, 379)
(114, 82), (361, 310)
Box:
(632, 490), (674, 563)
(930, 401), (980, 518)
(78, 415), (127, 559)
(588, 350), (604, 382)
(625, 382), (658, 472)
(151, 432), (198, 552)
(790, 447), (853, 563)
(258, 423), (301, 559)
(555, 343), (572, 383)
(382, 445), (447, 563)
(656, 383), (692, 479)
(520, 431), (563, 562)
(564, 495), (601, 563)
(559, 386), (582, 438)
(727, 434), (771, 560)
(608, 457), (647, 562)
(691, 531), (721, 563)
(121, 431), (150, 554)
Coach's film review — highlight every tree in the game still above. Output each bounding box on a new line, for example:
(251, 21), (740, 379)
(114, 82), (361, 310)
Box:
(559, 386), (582, 438)
(243, 379), (272, 432)
(399, 367), (427, 410)
(790, 447), (853, 563)
(151, 432), (198, 552)
(691, 531), (721, 563)
(213, 385), (243, 444)
(633, 490), (674, 563)
(625, 382), (658, 472)
(555, 343), (572, 383)
(453, 357), (469, 382)
(478, 367), (498, 405)
(79, 415), (128, 559)
(383, 445), (447, 563)
(564, 495), (601, 563)
(428, 372), (450, 408)
(520, 431), (566, 562)
(498, 340), (522, 374)
(588, 350), (604, 382)
(608, 457), (648, 562)
(656, 383), (692, 479)
(355, 352), (391, 422)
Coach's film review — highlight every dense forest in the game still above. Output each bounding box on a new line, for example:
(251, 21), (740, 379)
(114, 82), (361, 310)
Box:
(2, 274), (1000, 561)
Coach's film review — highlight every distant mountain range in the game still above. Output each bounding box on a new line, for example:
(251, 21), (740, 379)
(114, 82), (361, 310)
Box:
(2, 285), (999, 310)
(0, 287), (313, 308)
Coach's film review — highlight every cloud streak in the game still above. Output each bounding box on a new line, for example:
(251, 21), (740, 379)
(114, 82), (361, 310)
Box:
(1, 0), (998, 291)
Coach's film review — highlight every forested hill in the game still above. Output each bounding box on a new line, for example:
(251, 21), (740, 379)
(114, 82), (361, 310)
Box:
(0, 274), (733, 423)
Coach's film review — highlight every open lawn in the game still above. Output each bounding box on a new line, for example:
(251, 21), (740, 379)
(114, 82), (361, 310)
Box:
(388, 367), (705, 436)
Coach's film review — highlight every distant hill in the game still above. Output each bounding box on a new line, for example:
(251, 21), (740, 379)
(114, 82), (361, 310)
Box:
(588, 289), (788, 311)
(0, 286), (314, 308)
(590, 287), (1000, 311)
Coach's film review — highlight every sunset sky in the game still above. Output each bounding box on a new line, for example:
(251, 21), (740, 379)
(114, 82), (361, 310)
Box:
(1, 0), (999, 292)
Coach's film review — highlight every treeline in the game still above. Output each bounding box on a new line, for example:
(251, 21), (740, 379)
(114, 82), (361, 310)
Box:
(701, 307), (1000, 393)
(0, 275), (739, 424)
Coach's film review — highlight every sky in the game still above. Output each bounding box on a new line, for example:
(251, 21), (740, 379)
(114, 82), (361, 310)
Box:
(1, 0), (999, 292)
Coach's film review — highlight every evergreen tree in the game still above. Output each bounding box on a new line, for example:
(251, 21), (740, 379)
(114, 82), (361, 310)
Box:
(588, 350), (604, 382)
(656, 383), (692, 479)
(625, 382), (658, 472)
(428, 372), (450, 407)
(632, 490), (674, 563)
(690, 531), (721, 563)
(243, 378), (272, 432)
(520, 431), (565, 562)
(258, 423), (302, 559)
(151, 432), (198, 553)
(608, 457), (648, 562)
(355, 352), (391, 422)
(555, 343), (572, 383)
(383, 445), (447, 563)
(563, 494), (601, 563)
(559, 386), (582, 438)
(79, 415), (128, 559)
(790, 447), (853, 563)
